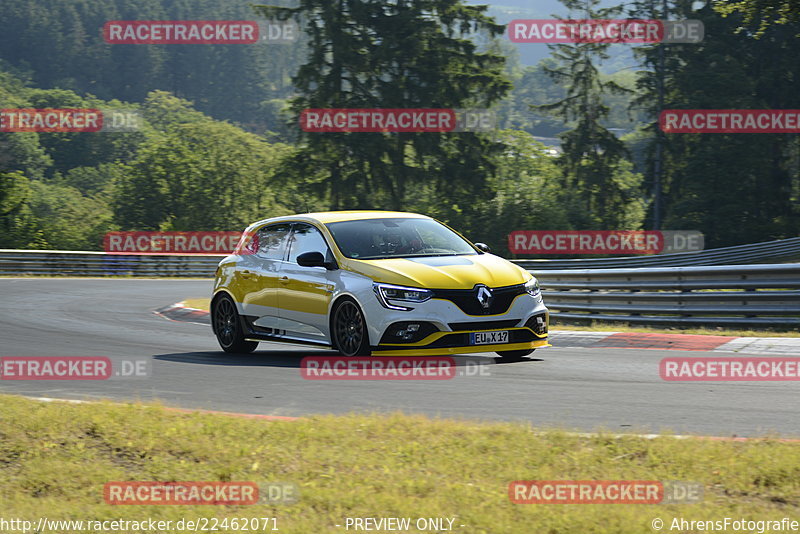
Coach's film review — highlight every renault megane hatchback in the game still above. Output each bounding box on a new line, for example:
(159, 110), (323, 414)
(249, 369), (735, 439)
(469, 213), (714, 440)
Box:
(212, 211), (549, 357)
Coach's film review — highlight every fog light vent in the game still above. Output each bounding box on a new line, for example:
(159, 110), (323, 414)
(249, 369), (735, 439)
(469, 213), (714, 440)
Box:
(380, 322), (439, 344)
(524, 313), (548, 336)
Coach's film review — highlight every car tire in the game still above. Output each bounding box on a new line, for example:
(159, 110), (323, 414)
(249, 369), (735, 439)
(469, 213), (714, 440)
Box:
(495, 348), (534, 361)
(331, 298), (371, 356)
(212, 294), (258, 354)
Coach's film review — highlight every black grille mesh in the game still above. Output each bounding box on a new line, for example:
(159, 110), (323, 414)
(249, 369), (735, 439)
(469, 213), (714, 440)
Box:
(432, 284), (526, 316)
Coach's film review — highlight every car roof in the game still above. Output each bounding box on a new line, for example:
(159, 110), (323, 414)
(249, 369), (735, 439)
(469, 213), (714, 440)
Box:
(249, 210), (430, 228)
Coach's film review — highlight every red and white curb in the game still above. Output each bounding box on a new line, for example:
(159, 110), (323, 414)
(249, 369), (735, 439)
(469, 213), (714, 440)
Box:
(154, 301), (800, 355)
(153, 302), (210, 325)
(552, 330), (800, 354)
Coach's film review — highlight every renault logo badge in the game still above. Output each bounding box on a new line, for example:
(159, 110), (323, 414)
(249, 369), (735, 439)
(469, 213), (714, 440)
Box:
(476, 285), (493, 309)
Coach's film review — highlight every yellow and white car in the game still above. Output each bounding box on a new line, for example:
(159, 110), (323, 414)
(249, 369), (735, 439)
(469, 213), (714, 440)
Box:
(211, 211), (549, 358)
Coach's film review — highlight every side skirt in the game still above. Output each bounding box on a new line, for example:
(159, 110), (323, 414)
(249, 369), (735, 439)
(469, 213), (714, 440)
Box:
(240, 315), (332, 348)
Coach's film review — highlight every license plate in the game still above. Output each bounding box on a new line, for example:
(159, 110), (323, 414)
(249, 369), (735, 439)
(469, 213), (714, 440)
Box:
(470, 330), (509, 345)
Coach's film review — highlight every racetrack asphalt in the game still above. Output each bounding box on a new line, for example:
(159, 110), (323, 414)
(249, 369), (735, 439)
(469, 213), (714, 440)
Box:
(1, 278), (798, 438)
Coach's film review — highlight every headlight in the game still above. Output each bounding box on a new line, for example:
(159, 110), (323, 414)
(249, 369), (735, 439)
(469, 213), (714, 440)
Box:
(373, 283), (433, 311)
(524, 277), (540, 297)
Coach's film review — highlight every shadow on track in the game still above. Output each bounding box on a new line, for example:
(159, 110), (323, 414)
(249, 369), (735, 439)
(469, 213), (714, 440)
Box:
(154, 351), (542, 368)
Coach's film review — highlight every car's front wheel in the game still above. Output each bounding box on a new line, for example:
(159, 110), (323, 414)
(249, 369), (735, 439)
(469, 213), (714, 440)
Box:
(495, 348), (534, 362)
(331, 298), (370, 356)
(213, 294), (258, 354)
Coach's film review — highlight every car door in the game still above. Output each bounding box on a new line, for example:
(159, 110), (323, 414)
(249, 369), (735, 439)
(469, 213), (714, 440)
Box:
(238, 222), (292, 326)
(278, 222), (336, 343)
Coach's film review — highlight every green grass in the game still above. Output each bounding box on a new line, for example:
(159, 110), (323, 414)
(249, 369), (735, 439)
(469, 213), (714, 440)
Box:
(1, 395), (798, 533)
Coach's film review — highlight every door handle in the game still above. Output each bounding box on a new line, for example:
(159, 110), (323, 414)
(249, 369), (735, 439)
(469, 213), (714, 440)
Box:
(279, 276), (290, 284)
(240, 269), (253, 278)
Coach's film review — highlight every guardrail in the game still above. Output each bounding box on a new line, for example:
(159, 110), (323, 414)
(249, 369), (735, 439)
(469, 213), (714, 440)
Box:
(516, 236), (800, 269)
(537, 263), (800, 327)
(0, 250), (221, 277)
(2, 250), (798, 328)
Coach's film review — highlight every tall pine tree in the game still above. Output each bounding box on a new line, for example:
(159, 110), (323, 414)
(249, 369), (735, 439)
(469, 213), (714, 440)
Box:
(629, 0), (800, 246)
(254, 0), (511, 235)
(537, 0), (646, 230)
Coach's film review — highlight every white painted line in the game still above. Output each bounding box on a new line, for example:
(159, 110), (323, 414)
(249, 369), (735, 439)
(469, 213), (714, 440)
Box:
(714, 337), (800, 355)
(32, 397), (90, 404)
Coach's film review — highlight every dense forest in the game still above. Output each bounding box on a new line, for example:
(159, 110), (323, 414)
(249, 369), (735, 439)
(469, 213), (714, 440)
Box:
(0, 0), (798, 255)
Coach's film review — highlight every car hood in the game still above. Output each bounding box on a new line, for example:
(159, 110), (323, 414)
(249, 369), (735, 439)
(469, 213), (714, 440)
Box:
(343, 253), (531, 289)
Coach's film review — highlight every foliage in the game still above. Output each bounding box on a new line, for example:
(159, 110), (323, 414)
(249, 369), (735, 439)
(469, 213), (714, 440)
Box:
(630, 0), (800, 246)
(0, 69), (294, 249)
(254, 0), (512, 239)
(0, 0), (305, 128)
(713, 0), (800, 37)
(536, 0), (646, 231)
(0, 0), (797, 254)
(114, 118), (293, 231)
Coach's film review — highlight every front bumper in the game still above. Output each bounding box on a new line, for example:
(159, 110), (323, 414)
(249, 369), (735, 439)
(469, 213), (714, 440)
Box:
(363, 288), (550, 355)
(371, 332), (549, 356)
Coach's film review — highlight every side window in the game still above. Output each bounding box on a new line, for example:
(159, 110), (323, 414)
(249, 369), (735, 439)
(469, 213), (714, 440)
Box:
(287, 223), (331, 263)
(256, 223), (292, 260)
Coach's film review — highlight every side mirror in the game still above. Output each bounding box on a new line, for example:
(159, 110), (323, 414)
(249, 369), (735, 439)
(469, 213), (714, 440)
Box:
(474, 242), (491, 253)
(297, 251), (336, 270)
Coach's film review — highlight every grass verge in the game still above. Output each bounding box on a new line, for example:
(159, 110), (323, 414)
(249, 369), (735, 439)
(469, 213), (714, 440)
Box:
(1, 394), (798, 533)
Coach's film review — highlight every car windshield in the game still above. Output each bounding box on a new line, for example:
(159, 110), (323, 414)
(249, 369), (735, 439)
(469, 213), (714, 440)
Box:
(326, 218), (478, 260)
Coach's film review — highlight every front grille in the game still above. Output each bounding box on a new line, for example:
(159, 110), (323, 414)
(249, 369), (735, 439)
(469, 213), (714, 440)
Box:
(432, 284), (527, 316)
(448, 319), (520, 331)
